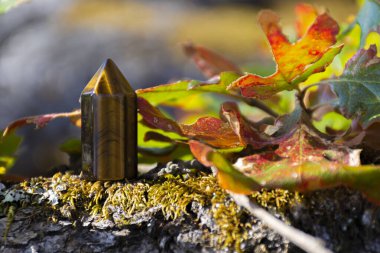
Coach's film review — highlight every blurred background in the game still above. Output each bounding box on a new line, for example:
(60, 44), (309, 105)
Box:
(0, 0), (357, 176)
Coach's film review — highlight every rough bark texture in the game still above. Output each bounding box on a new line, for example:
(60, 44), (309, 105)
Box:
(1, 162), (380, 253)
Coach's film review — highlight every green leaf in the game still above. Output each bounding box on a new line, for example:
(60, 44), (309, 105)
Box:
(59, 139), (81, 155)
(313, 112), (351, 133)
(137, 115), (192, 163)
(136, 72), (240, 106)
(329, 45), (380, 125)
(138, 144), (192, 164)
(0, 131), (22, 156)
(356, 0), (380, 47)
(0, 130), (22, 174)
(0, 0), (27, 14)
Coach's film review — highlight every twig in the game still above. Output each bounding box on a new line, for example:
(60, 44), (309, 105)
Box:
(229, 193), (333, 253)
(297, 90), (335, 140)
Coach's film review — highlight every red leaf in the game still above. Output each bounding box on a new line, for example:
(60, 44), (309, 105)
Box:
(192, 127), (380, 204)
(139, 97), (302, 149)
(137, 97), (182, 134)
(183, 42), (241, 78)
(181, 117), (241, 148)
(2, 110), (81, 138)
(138, 97), (240, 148)
(238, 127), (356, 177)
(220, 102), (276, 148)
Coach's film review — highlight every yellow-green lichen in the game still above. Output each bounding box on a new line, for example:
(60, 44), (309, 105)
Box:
(9, 171), (302, 251)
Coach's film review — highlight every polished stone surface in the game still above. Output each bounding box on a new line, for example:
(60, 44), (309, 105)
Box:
(81, 59), (137, 180)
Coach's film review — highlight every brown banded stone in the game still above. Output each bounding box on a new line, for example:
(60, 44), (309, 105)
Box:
(80, 59), (137, 180)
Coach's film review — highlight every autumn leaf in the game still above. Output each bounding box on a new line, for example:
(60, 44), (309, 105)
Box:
(327, 45), (380, 125)
(189, 140), (260, 194)
(138, 97), (300, 149)
(137, 118), (193, 163)
(295, 3), (318, 38)
(220, 102), (271, 148)
(1, 110), (81, 138)
(190, 127), (380, 204)
(228, 8), (343, 98)
(137, 44), (244, 111)
(235, 128), (380, 204)
(237, 127), (358, 176)
(220, 101), (301, 148)
(183, 42), (242, 78)
(138, 97), (241, 148)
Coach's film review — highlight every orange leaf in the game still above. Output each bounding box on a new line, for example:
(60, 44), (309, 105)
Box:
(189, 140), (259, 194)
(188, 140), (213, 167)
(229, 8), (342, 98)
(295, 3), (318, 38)
(181, 117), (241, 148)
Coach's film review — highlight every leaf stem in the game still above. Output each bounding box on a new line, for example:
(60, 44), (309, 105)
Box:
(337, 21), (356, 41)
(241, 97), (279, 118)
(297, 91), (335, 140)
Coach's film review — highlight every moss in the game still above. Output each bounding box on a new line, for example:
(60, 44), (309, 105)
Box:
(2, 171), (302, 251)
(2, 204), (16, 241)
(251, 189), (302, 211)
(147, 175), (211, 220)
(210, 188), (247, 251)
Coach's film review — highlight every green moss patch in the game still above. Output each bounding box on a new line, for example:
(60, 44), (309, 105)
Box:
(1, 171), (302, 251)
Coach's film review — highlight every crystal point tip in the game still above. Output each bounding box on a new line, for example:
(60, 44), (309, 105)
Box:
(80, 58), (134, 97)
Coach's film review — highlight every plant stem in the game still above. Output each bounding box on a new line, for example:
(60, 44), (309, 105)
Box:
(241, 97), (279, 118)
(337, 21), (356, 41)
(297, 90), (335, 140)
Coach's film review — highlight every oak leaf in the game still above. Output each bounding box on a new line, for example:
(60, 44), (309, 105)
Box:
(190, 128), (380, 204)
(356, 0), (380, 47)
(228, 8), (343, 98)
(329, 45), (380, 125)
(138, 97), (300, 149)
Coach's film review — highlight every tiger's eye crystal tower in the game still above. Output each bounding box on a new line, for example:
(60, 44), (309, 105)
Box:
(80, 59), (137, 180)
